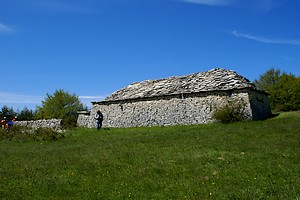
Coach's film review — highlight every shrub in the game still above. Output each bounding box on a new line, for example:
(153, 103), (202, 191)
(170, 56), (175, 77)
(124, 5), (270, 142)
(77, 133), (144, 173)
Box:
(33, 127), (65, 141)
(0, 126), (66, 142)
(213, 100), (246, 124)
(0, 125), (30, 141)
(61, 116), (77, 129)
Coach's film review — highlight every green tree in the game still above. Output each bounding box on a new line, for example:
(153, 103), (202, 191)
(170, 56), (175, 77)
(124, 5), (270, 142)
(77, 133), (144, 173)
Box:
(273, 74), (300, 111)
(0, 106), (16, 120)
(254, 68), (300, 111)
(254, 68), (281, 91)
(17, 107), (36, 121)
(36, 89), (87, 128)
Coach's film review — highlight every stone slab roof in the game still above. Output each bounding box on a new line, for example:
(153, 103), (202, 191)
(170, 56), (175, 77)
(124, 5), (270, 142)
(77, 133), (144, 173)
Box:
(101, 68), (257, 102)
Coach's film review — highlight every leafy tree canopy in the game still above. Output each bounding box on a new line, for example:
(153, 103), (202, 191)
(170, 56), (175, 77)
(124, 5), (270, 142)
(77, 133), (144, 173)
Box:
(36, 89), (87, 126)
(254, 68), (300, 111)
(254, 68), (281, 91)
(0, 106), (16, 120)
(17, 107), (36, 121)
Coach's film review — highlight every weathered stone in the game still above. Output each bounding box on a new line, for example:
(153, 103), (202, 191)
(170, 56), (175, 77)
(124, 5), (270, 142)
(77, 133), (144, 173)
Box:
(14, 119), (62, 130)
(78, 68), (271, 128)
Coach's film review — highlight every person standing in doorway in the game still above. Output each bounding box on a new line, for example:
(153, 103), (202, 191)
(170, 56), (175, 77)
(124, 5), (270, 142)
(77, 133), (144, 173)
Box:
(95, 110), (103, 130)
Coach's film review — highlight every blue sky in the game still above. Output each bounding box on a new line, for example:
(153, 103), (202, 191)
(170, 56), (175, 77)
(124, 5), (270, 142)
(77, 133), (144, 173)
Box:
(1, 0), (299, 110)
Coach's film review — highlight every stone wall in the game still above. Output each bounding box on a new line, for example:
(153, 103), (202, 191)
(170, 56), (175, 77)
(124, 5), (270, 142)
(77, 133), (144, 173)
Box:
(77, 114), (95, 129)
(14, 119), (62, 130)
(77, 89), (271, 128)
(248, 90), (272, 120)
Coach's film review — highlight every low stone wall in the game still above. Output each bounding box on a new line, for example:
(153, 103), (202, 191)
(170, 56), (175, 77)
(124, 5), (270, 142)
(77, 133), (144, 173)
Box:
(14, 119), (62, 130)
(77, 115), (95, 129)
(77, 89), (271, 128)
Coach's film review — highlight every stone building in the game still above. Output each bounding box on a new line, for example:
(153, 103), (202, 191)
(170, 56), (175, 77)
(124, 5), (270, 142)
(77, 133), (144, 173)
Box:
(77, 68), (271, 128)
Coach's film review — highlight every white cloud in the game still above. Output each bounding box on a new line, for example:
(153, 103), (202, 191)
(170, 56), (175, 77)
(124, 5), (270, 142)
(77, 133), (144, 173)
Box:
(0, 92), (43, 104)
(255, 0), (287, 11)
(0, 92), (105, 104)
(79, 95), (105, 99)
(0, 92), (106, 109)
(179, 0), (232, 6)
(0, 92), (43, 110)
(231, 30), (300, 45)
(178, 0), (287, 10)
(0, 22), (16, 33)
(79, 95), (105, 106)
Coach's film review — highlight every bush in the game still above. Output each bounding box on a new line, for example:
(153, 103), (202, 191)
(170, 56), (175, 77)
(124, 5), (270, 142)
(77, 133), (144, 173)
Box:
(61, 116), (77, 129)
(0, 125), (30, 141)
(0, 126), (66, 142)
(33, 127), (65, 141)
(213, 100), (246, 124)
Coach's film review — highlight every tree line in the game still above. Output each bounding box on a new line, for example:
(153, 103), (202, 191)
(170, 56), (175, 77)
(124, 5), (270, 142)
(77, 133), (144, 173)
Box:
(1, 68), (299, 125)
(0, 89), (87, 128)
(254, 68), (300, 111)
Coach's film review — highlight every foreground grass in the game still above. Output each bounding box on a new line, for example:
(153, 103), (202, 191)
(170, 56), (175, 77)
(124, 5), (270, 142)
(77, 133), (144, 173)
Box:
(0, 112), (299, 199)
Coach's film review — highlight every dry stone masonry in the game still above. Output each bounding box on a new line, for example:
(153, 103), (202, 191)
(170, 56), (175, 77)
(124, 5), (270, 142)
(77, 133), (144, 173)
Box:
(14, 119), (62, 130)
(78, 68), (271, 128)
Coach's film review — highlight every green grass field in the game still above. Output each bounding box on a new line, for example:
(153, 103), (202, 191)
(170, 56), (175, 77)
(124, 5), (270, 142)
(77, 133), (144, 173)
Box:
(1, 111), (299, 199)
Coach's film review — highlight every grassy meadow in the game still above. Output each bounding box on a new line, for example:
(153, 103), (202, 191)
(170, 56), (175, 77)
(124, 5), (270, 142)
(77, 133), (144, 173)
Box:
(1, 111), (300, 199)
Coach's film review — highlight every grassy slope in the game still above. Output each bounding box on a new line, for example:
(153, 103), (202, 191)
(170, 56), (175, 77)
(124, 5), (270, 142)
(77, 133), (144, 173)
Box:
(0, 111), (299, 199)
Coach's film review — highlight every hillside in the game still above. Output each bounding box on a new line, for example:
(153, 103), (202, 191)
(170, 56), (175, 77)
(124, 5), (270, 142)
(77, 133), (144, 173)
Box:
(1, 111), (299, 199)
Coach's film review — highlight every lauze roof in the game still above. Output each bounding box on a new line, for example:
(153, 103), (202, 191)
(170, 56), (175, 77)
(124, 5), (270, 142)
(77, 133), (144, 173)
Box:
(101, 68), (257, 102)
